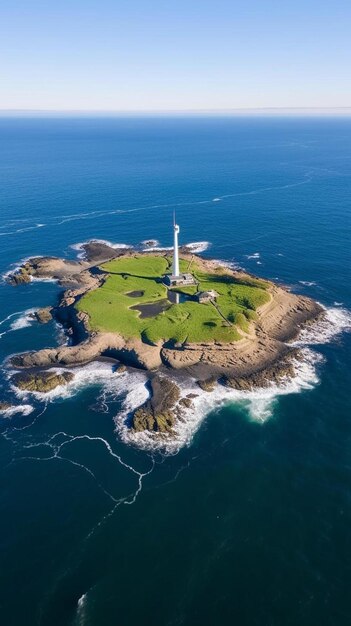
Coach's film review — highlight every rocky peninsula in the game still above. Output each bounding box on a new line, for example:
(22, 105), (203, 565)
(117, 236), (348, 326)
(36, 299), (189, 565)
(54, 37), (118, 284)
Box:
(6, 240), (323, 436)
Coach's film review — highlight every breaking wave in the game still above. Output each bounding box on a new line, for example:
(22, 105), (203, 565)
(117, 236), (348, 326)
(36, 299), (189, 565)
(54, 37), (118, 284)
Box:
(7, 302), (350, 454)
(291, 305), (351, 346)
(75, 591), (89, 625)
(0, 404), (34, 418)
(140, 239), (159, 249)
(184, 241), (211, 253)
(141, 245), (173, 252)
(0, 309), (37, 338)
(116, 348), (322, 455)
(29, 275), (58, 284)
(212, 258), (243, 271)
(1, 255), (43, 283)
(10, 362), (125, 402)
(10, 309), (37, 330)
(69, 238), (212, 254)
(115, 303), (351, 454)
(299, 280), (317, 287)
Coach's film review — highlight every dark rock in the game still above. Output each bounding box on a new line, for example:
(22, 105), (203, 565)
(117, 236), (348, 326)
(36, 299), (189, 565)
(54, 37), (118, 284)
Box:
(133, 408), (175, 433)
(132, 375), (181, 434)
(179, 397), (193, 409)
(222, 351), (298, 390)
(150, 375), (181, 410)
(12, 371), (74, 393)
(116, 364), (127, 373)
(81, 241), (130, 263)
(196, 377), (217, 392)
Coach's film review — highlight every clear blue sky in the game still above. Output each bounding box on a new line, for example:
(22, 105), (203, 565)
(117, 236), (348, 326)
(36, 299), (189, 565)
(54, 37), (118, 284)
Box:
(1, 0), (351, 112)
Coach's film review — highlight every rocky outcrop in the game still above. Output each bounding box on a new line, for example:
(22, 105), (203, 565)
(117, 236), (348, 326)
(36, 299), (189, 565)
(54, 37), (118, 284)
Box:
(222, 351), (299, 390)
(116, 364), (127, 373)
(179, 394), (197, 409)
(0, 402), (13, 411)
(142, 240), (158, 248)
(132, 375), (181, 433)
(34, 307), (53, 324)
(257, 285), (324, 342)
(10, 333), (162, 370)
(6, 256), (87, 285)
(12, 371), (74, 393)
(79, 240), (130, 263)
(196, 377), (217, 392)
(133, 407), (176, 433)
(7, 267), (32, 285)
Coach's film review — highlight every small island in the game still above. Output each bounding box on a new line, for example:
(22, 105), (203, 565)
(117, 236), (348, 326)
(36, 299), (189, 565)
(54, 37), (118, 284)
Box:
(6, 219), (323, 438)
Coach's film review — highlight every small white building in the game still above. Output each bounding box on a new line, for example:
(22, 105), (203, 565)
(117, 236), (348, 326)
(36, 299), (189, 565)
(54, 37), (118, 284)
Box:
(197, 290), (219, 303)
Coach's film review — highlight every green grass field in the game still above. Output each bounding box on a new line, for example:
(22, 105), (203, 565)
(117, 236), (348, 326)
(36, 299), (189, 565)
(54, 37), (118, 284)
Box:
(76, 254), (270, 344)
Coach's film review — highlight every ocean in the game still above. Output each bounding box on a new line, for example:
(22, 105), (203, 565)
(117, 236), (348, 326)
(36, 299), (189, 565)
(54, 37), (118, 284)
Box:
(0, 116), (350, 626)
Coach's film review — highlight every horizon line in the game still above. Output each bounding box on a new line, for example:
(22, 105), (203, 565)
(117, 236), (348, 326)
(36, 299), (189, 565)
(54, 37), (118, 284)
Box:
(1, 106), (351, 117)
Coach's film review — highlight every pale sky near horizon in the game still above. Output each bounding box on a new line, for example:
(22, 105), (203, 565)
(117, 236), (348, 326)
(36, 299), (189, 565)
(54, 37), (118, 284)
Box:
(1, 0), (351, 112)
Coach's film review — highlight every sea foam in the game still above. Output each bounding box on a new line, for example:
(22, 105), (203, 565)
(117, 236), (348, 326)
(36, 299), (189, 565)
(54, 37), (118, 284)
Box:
(140, 239), (159, 248)
(136, 240), (211, 253)
(9, 301), (350, 454)
(0, 404), (34, 418)
(141, 245), (173, 252)
(185, 241), (211, 253)
(10, 309), (37, 330)
(291, 306), (351, 346)
(115, 302), (351, 454)
(0, 309), (37, 338)
(212, 258), (243, 271)
(299, 280), (317, 287)
(0, 223), (45, 237)
(1, 255), (43, 283)
(115, 348), (322, 455)
(10, 361), (122, 402)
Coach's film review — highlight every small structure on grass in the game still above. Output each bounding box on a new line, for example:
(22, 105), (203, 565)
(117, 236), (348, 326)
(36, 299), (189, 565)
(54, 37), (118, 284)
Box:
(197, 290), (219, 303)
(165, 272), (196, 287)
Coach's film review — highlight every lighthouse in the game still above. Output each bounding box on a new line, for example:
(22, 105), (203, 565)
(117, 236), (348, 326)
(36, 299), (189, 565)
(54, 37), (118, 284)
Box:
(164, 212), (197, 287)
(172, 212), (180, 277)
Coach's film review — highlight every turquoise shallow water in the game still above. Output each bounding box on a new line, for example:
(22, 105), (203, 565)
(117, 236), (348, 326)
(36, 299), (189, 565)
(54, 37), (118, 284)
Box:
(0, 117), (350, 626)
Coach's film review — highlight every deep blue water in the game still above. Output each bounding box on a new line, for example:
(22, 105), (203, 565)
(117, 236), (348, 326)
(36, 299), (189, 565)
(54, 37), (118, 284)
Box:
(0, 117), (350, 626)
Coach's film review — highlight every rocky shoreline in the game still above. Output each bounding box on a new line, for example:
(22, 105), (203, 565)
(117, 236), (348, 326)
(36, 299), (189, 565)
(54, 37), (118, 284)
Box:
(130, 348), (306, 435)
(5, 240), (324, 436)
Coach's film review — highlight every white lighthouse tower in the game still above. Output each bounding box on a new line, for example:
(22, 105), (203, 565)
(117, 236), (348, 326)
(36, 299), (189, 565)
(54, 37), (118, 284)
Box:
(172, 211), (180, 277)
(164, 212), (197, 287)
